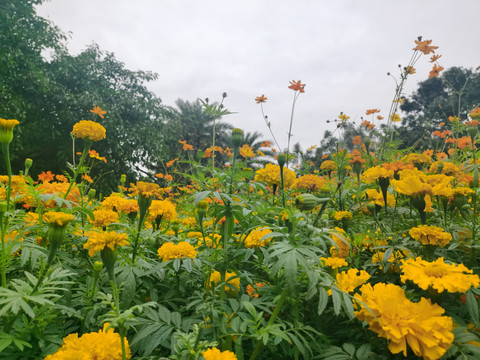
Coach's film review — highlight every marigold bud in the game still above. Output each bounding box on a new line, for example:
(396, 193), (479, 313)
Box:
(120, 174), (126, 184)
(0, 202), (7, 214)
(93, 261), (103, 273)
(231, 128), (244, 149)
(24, 158), (33, 175)
(277, 153), (287, 167)
(295, 194), (319, 211)
(88, 188), (96, 201)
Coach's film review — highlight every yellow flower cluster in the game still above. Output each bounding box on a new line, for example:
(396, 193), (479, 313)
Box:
(101, 193), (139, 214)
(429, 161), (459, 176)
(0, 118), (19, 131)
(44, 323), (131, 360)
(207, 270), (240, 293)
(129, 181), (162, 198)
(239, 144), (255, 158)
(409, 225), (452, 247)
(401, 257), (480, 293)
(157, 241), (198, 262)
(320, 160), (336, 171)
(329, 227), (350, 258)
(355, 283), (454, 360)
(333, 211), (352, 221)
(254, 163), (296, 188)
(90, 209), (119, 228)
(72, 120), (106, 142)
(83, 231), (129, 257)
(365, 188), (396, 207)
(361, 165), (394, 184)
(147, 200), (177, 222)
(402, 153), (433, 167)
(202, 347), (237, 360)
(334, 268), (370, 293)
(244, 227), (273, 248)
(320, 256), (348, 269)
(292, 174), (326, 192)
(43, 212), (75, 227)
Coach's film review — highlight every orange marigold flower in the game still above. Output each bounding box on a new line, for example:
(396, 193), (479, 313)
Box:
(429, 64), (444, 78)
(255, 94), (268, 103)
(413, 39), (439, 55)
(430, 54), (442, 62)
(288, 80), (305, 93)
(179, 140), (194, 151)
(56, 174), (68, 183)
(38, 171), (55, 183)
(89, 106), (107, 119)
(457, 136), (472, 150)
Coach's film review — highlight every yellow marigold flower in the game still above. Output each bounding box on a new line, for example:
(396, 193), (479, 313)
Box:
(186, 231), (203, 239)
(72, 120), (106, 142)
(409, 225), (452, 247)
(239, 144), (255, 158)
(355, 283), (453, 360)
(157, 241), (198, 262)
(361, 165), (394, 184)
(90, 209), (119, 228)
(202, 347), (237, 360)
(429, 161), (458, 176)
(365, 188), (396, 207)
(83, 231), (129, 257)
(207, 270), (240, 293)
(147, 200), (177, 222)
(43, 212), (75, 227)
(402, 153), (433, 167)
(0, 118), (20, 144)
(320, 160), (336, 171)
(292, 174), (326, 192)
(254, 163), (296, 188)
(452, 187), (474, 197)
(333, 211), (352, 221)
(334, 268), (370, 293)
(320, 256), (348, 269)
(101, 193), (139, 214)
(401, 257), (480, 293)
(129, 181), (161, 199)
(329, 227), (350, 258)
(44, 322), (131, 360)
(244, 227), (272, 248)
(200, 233), (222, 248)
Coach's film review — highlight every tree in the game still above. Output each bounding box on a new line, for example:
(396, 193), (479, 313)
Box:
(398, 67), (480, 149)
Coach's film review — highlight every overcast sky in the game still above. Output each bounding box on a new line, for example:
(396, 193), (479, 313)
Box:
(36, 0), (480, 151)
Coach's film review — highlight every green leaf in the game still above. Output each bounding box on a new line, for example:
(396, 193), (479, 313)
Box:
(317, 287), (329, 315)
(467, 289), (479, 324)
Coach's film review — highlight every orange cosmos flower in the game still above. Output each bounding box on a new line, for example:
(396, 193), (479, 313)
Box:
(179, 140), (194, 151)
(430, 54), (442, 62)
(82, 174), (93, 183)
(288, 80), (305, 93)
(366, 109), (380, 115)
(260, 141), (272, 148)
(429, 64), (444, 78)
(413, 39), (439, 55)
(255, 94), (268, 103)
(166, 158), (178, 167)
(89, 106), (107, 119)
(361, 120), (375, 129)
(377, 115), (384, 120)
(352, 135), (362, 145)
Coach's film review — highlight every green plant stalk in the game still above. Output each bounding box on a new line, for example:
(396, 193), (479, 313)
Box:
(131, 205), (148, 263)
(1, 143), (12, 211)
(249, 288), (289, 360)
(65, 140), (92, 199)
(286, 92), (299, 167)
(31, 240), (60, 294)
(279, 165), (285, 207)
(109, 272), (128, 360)
(212, 118), (216, 172)
(0, 212), (6, 287)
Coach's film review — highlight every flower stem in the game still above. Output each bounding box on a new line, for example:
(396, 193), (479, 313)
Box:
(65, 140), (92, 199)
